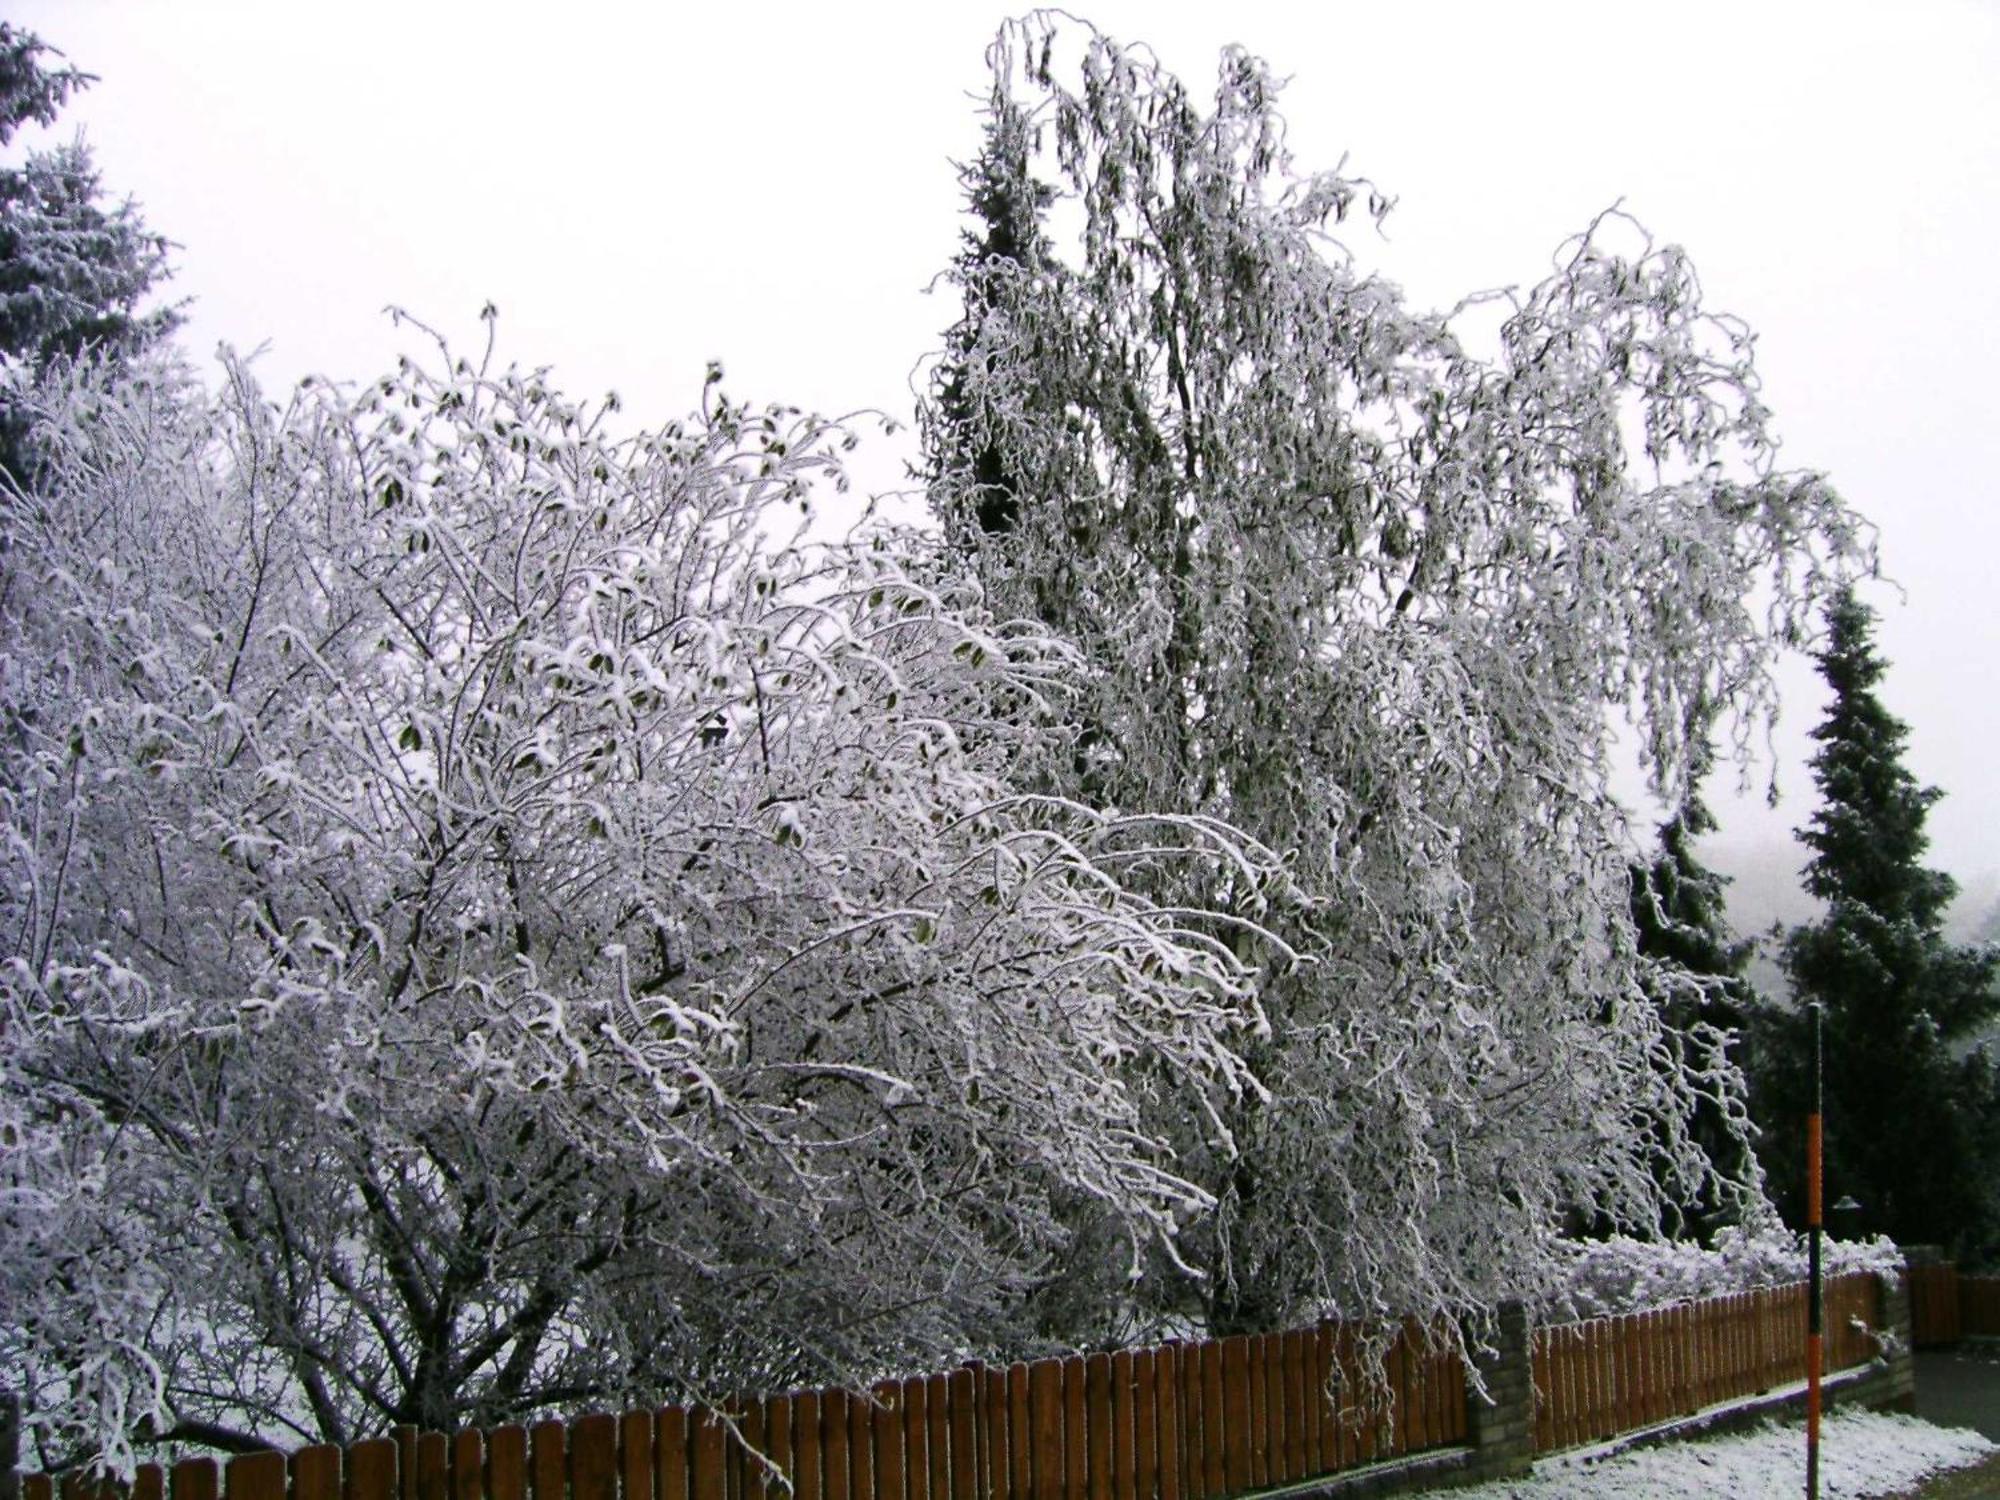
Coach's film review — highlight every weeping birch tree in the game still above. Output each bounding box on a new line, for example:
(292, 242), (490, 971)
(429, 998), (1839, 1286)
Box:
(923, 16), (1871, 1335)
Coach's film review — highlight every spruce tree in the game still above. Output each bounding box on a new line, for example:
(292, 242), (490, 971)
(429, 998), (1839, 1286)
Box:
(1762, 589), (2000, 1251)
(1630, 745), (1761, 1235)
(0, 23), (181, 485)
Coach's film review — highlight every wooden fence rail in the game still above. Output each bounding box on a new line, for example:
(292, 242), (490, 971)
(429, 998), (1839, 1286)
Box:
(1530, 1273), (1880, 1452)
(1910, 1264), (2000, 1345)
(20, 1322), (1465, 1500)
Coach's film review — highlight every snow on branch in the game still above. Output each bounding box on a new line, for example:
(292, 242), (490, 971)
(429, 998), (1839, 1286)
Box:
(0, 339), (1295, 1471)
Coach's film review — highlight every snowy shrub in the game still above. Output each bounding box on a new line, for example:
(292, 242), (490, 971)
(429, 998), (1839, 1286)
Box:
(1549, 1224), (1905, 1320)
(0, 330), (1298, 1469)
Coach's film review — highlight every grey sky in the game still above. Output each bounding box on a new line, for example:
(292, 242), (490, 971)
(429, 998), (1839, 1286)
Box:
(15, 0), (1999, 926)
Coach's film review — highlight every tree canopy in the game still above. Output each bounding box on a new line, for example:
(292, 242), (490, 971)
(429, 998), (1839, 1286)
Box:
(922, 15), (1867, 1332)
(1, 13), (1892, 1475)
(1757, 590), (2000, 1250)
(0, 330), (1298, 1471)
(0, 22), (180, 484)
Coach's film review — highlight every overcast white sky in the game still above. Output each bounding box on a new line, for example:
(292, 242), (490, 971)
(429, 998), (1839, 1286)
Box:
(14, 0), (2000, 930)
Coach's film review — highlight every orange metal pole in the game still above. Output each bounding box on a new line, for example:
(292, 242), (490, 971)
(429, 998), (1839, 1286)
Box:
(1806, 1002), (1824, 1500)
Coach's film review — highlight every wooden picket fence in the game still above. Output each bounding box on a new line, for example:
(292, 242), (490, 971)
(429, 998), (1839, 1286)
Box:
(1909, 1263), (2000, 1345)
(1531, 1273), (1880, 1452)
(21, 1321), (1465, 1500)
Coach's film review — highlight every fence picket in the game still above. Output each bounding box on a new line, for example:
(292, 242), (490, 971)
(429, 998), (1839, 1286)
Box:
(658, 1409), (691, 1500)
(793, 1394), (823, 1500)
(452, 1430), (485, 1500)
(1152, 1345), (1182, 1500)
(946, 1370), (976, 1500)
(873, 1383), (903, 1500)
(169, 1460), (217, 1500)
(1131, 1351), (1157, 1500)
(569, 1415), (616, 1500)
(346, 1439), (397, 1500)
(1431, 1339), (1453, 1447)
(1212, 1339), (1244, 1496)
(1198, 1340), (1224, 1500)
(1649, 1307), (1664, 1424)
(226, 1452), (285, 1500)
(1568, 1324), (1587, 1449)
(848, 1390), (875, 1500)
(1026, 1361), (1060, 1500)
(924, 1376), (950, 1500)
(530, 1424), (564, 1500)
(728, 1402), (757, 1500)
(1278, 1332), (1303, 1482)
(280, 1448), (333, 1500)
(1057, 1360), (1083, 1500)
(1568, 1325), (1586, 1447)
(823, 1393), (851, 1500)
(980, 1367), (1007, 1500)
(1302, 1327), (1328, 1478)
(413, 1435), (448, 1500)
(1616, 1315), (1635, 1434)
(1088, 1352), (1120, 1500)
(1335, 1324), (1366, 1468)
(283, 1447), (335, 1500)
(1005, 1366), (1031, 1500)
(1258, 1337), (1282, 1485)
(1232, 1344), (1248, 1496)
(900, 1380), (929, 1500)
(765, 1399), (795, 1500)
(1109, 1352), (1136, 1500)
(1391, 1326), (1414, 1457)
(1263, 1335), (1286, 1483)
(1419, 1326), (1442, 1453)
(485, 1430), (525, 1500)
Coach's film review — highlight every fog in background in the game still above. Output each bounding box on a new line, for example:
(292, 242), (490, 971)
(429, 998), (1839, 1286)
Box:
(14, 0), (1998, 953)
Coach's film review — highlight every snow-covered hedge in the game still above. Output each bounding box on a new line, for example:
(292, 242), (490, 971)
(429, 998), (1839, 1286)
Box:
(1548, 1224), (1905, 1321)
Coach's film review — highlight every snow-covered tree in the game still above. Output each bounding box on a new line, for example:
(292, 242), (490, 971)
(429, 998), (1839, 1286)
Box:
(923, 16), (1869, 1336)
(1757, 590), (2000, 1251)
(1627, 743), (1764, 1238)
(0, 328), (1297, 1473)
(0, 23), (181, 484)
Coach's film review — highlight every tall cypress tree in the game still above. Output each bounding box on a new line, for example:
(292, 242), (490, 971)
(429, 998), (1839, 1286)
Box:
(1760, 589), (2000, 1251)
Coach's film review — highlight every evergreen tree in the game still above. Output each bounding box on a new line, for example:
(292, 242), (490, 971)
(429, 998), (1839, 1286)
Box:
(0, 23), (180, 484)
(1760, 590), (2000, 1251)
(1629, 744), (1762, 1235)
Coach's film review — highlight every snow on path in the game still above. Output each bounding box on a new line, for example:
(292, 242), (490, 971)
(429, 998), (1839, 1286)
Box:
(1444, 1409), (1994, 1498)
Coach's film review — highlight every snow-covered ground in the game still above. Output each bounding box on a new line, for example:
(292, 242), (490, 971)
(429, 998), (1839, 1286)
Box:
(1445, 1409), (1994, 1498)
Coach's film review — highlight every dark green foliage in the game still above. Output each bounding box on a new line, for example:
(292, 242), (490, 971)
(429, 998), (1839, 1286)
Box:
(0, 25), (88, 145)
(1755, 590), (2000, 1253)
(926, 102), (1054, 542)
(0, 22), (180, 484)
(1630, 756), (1761, 1235)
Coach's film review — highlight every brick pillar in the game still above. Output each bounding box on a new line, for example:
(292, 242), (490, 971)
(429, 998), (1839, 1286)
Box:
(1465, 1301), (1535, 1482)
